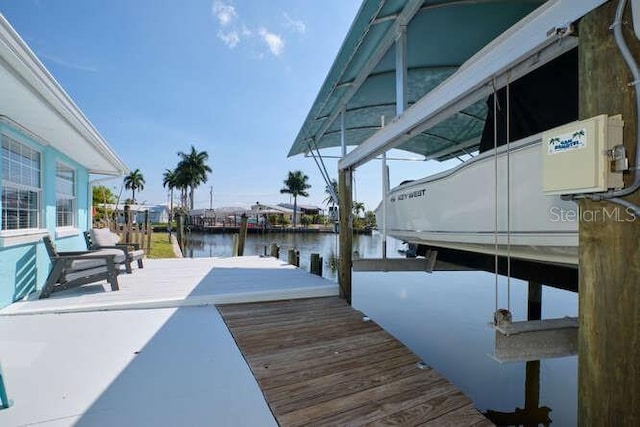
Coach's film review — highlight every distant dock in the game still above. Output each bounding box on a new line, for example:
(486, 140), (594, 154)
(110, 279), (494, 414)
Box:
(0, 256), (489, 425)
(181, 224), (373, 235)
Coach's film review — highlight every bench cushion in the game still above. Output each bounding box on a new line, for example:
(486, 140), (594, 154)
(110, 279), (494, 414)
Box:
(69, 250), (125, 270)
(90, 228), (121, 247)
(128, 249), (145, 260)
(93, 248), (127, 263)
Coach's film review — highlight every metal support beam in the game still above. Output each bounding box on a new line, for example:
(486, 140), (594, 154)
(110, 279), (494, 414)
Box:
(396, 26), (408, 116)
(312, 0), (424, 153)
(339, 0), (610, 170)
(381, 152), (388, 259)
(340, 108), (346, 157)
(353, 253), (438, 272)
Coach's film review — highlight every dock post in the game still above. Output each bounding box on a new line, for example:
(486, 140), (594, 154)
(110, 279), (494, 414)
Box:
(527, 281), (542, 321)
(338, 167), (353, 303)
(176, 214), (184, 251)
(124, 204), (131, 244)
(237, 214), (248, 256)
(232, 234), (238, 257)
(270, 243), (280, 258)
(288, 249), (298, 266)
(144, 210), (151, 255)
(525, 281), (542, 413)
(310, 253), (322, 276)
(578, 4), (640, 424)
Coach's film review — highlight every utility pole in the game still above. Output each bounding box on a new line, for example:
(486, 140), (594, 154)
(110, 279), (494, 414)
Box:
(578, 2), (640, 424)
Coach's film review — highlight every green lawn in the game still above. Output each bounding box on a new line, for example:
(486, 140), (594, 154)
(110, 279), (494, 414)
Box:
(148, 232), (177, 259)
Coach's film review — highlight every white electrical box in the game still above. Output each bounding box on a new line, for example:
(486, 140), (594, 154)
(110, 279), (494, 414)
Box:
(542, 114), (625, 195)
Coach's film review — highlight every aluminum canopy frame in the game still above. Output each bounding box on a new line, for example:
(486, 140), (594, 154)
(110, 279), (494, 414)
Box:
(289, 0), (545, 162)
(288, 0), (610, 169)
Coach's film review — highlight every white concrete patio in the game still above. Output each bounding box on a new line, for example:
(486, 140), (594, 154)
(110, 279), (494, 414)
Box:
(0, 256), (339, 426)
(0, 256), (339, 315)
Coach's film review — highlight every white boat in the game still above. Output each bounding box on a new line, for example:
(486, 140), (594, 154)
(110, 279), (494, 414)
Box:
(288, 0), (615, 271)
(378, 134), (579, 266)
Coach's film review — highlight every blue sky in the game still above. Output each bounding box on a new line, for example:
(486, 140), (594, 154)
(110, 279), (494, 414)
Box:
(0, 0), (445, 211)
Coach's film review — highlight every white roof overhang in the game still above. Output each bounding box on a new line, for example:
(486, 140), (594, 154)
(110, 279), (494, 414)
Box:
(0, 15), (128, 176)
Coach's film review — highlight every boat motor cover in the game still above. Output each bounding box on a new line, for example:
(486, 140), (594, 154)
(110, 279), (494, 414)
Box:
(479, 48), (578, 153)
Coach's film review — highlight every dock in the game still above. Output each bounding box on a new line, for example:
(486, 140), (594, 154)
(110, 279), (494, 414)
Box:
(0, 256), (490, 426)
(220, 297), (491, 426)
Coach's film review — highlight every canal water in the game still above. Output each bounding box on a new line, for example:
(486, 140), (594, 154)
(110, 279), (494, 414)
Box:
(184, 231), (578, 426)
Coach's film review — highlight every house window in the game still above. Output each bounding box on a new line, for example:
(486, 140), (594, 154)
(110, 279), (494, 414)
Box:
(1, 135), (41, 230)
(56, 163), (75, 227)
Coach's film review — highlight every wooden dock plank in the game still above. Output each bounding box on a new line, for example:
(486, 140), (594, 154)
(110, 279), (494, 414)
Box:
(246, 330), (395, 367)
(218, 297), (491, 426)
(418, 404), (495, 427)
(257, 347), (416, 391)
(268, 355), (424, 414)
(251, 340), (407, 383)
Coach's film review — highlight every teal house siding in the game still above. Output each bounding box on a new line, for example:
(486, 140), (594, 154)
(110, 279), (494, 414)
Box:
(0, 15), (127, 309)
(0, 121), (91, 308)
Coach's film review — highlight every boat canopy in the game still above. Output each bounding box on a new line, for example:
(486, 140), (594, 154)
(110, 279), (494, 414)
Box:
(288, 0), (609, 166)
(288, 0), (544, 161)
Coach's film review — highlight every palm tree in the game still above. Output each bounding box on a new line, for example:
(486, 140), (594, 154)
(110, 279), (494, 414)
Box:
(352, 201), (365, 218)
(123, 169), (145, 203)
(323, 179), (338, 206)
(162, 168), (178, 223)
(176, 145), (212, 209)
(280, 170), (311, 227)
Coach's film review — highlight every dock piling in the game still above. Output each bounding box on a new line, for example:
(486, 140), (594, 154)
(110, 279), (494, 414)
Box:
(287, 249), (300, 267)
(310, 253), (323, 276)
(578, 4), (640, 423)
(338, 168), (353, 303)
(237, 214), (248, 256)
(269, 243), (280, 258)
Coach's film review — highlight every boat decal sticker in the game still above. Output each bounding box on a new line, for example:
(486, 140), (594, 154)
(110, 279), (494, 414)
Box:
(547, 128), (586, 155)
(390, 189), (426, 203)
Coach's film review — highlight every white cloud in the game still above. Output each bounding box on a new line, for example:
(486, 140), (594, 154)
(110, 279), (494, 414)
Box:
(210, 2), (285, 58)
(283, 13), (306, 34)
(40, 52), (97, 72)
(212, 1), (237, 27)
(217, 30), (240, 48)
(258, 28), (284, 56)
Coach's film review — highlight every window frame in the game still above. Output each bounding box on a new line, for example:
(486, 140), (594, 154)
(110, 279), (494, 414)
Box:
(1, 134), (43, 231)
(55, 161), (77, 230)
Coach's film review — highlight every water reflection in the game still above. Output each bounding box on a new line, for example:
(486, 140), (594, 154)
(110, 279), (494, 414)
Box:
(485, 284), (553, 427)
(183, 231), (387, 281)
(184, 231), (578, 425)
(484, 360), (551, 426)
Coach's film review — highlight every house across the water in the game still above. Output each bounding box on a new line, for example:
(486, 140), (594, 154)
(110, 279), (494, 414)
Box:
(0, 15), (127, 309)
(100, 203), (170, 224)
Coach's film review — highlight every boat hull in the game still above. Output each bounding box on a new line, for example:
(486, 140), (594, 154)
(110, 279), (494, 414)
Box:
(378, 135), (578, 266)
